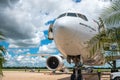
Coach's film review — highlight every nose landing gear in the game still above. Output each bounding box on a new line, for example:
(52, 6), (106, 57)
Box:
(67, 55), (83, 80)
(71, 64), (83, 80)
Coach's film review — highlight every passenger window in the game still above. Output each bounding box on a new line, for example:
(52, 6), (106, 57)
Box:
(57, 13), (66, 19)
(67, 13), (77, 17)
(77, 13), (88, 21)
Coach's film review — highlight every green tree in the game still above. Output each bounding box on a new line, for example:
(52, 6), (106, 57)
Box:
(0, 46), (6, 75)
(101, 0), (120, 27)
(101, 0), (120, 51)
(0, 32), (6, 76)
(100, 0), (120, 61)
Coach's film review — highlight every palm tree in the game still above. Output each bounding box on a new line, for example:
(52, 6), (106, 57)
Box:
(101, 0), (120, 53)
(0, 46), (6, 75)
(0, 33), (5, 40)
(88, 18), (120, 61)
(0, 32), (6, 76)
(99, 1), (120, 70)
(101, 0), (120, 27)
(88, 18), (107, 56)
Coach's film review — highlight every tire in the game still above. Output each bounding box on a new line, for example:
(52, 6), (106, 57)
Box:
(114, 77), (120, 80)
(71, 74), (83, 80)
(71, 74), (75, 80)
(77, 75), (83, 80)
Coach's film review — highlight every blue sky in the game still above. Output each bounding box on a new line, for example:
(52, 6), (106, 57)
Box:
(0, 0), (112, 67)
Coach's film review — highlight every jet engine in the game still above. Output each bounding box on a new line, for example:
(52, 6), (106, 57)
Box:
(46, 55), (64, 71)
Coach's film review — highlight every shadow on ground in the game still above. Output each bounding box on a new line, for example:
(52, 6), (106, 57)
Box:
(58, 74), (99, 80)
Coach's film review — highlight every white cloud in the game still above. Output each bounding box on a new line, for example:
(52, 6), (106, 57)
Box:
(39, 41), (58, 54)
(7, 48), (30, 54)
(2, 0), (112, 67)
(16, 55), (24, 61)
(16, 55), (47, 67)
(4, 52), (47, 67)
(4, 52), (12, 61)
(0, 0), (110, 48)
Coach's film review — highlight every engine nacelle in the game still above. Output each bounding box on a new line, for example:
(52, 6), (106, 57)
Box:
(46, 55), (64, 71)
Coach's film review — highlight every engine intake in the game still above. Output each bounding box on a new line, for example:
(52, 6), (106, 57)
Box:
(46, 55), (64, 71)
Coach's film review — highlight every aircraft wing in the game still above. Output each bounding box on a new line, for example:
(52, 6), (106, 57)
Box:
(25, 53), (50, 57)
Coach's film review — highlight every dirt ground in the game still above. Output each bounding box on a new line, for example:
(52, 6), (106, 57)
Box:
(2, 71), (70, 80)
(1, 71), (110, 80)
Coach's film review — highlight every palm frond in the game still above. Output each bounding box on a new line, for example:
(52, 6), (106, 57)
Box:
(0, 32), (3, 36)
(0, 46), (6, 54)
(0, 32), (5, 40)
(103, 11), (120, 26)
(0, 32), (6, 76)
(0, 46), (6, 76)
(101, 0), (120, 26)
(88, 23), (120, 59)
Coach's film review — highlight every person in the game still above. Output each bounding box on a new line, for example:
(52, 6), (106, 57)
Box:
(97, 68), (101, 80)
(25, 66), (27, 72)
(38, 69), (40, 72)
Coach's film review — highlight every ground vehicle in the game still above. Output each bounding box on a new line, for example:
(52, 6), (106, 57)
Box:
(110, 72), (120, 80)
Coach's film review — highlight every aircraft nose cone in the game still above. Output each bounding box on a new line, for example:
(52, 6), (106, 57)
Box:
(53, 18), (77, 40)
(54, 19), (68, 30)
(54, 18), (74, 33)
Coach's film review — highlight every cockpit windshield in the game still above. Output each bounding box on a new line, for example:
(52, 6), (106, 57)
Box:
(77, 13), (88, 21)
(57, 13), (66, 19)
(67, 13), (77, 17)
(57, 13), (88, 21)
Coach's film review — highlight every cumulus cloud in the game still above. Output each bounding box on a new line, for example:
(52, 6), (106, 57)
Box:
(0, 0), (46, 48)
(7, 48), (30, 54)
(1, 0), (112, 67)
(4, 52), (47, 67)
(16, 55), (46, 67)
(0, 0), (110, 48)
(38, 41), (58, 54)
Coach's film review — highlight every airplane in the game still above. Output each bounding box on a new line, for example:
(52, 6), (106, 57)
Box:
(46, 12), (120, 80)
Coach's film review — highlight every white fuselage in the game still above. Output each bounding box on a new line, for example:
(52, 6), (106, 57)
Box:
(52, 12), (105, 65)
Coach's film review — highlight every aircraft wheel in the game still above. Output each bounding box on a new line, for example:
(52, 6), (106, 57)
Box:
(71, 74), (75, 80)
(71, 74), (83, 80)
(77, 75), (83, 80)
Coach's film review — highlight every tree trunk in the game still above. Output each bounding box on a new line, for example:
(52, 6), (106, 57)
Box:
(0, 61), (3, 76)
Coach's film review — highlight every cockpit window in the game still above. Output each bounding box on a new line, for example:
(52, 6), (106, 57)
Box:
(57, 13), (88, 21)
(67, 13), (77, 17)
(77, 13), (88, 21)
(57, 13), (66, 19)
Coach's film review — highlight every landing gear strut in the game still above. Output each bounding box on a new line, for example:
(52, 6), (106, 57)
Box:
(71, 64), (83, 80)
(67, 55), (83, 80)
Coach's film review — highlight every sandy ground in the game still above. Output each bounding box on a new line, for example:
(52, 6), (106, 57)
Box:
(2, 71), (110, 80)
(2, 71), (70, 80)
